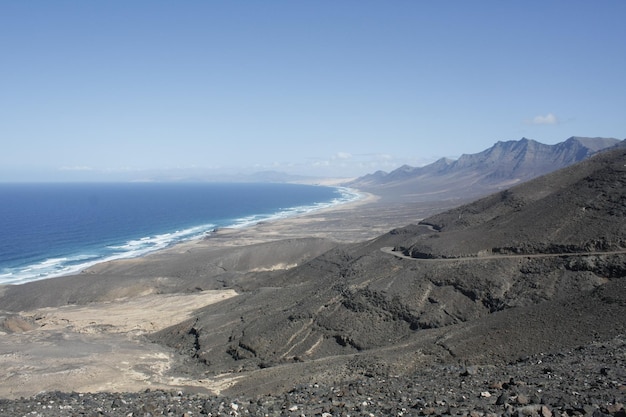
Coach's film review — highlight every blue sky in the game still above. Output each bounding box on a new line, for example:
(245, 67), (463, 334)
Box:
(1, 1), (625, 181)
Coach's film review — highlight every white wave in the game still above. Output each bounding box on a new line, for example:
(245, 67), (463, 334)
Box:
(30, 257), (69, 270)
(0, 222), (217, 285)
(226, 186), (363, 230)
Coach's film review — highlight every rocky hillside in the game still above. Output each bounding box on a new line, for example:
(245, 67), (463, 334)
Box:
(1, 143), (624, 414)
(347, 136), (621, 202)
(151, 145), (626, 396)
(400, 143), (626, 258)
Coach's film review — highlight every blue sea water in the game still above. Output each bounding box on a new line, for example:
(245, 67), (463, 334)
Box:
(0, 182), (360, 285)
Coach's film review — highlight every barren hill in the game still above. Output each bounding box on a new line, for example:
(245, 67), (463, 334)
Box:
(348, 136), (620, 202)
(149, 145), (626, 396)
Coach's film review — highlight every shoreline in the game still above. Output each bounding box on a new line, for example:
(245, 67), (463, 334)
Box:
(0, 188), (382, 292)
(80, 188), (379, 276)
(1, 184), (451, 290)
(0, 185), (370, 287)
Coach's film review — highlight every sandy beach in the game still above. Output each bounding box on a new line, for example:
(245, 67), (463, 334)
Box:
(0, 189), (442, 399)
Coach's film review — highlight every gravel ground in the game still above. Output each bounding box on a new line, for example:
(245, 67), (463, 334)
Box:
(2, 336), (624, 417)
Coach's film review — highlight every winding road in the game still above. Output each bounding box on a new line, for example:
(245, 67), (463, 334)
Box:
(380, 246), (626, 262)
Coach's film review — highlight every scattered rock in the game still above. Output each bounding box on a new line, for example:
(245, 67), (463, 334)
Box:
(462, 366), (480, 376)
(541, 405), (553, 417)
(1, 337), (623, 417)
(496, 393), (508, 405)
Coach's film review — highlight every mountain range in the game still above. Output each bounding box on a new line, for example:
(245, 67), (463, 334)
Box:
(347, 136), (621, 202)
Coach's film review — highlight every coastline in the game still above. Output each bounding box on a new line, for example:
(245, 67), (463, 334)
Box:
(79, 188), (379, 275)
(0, 187), (440, 398)
(0, 187), (380, 295)
(0, 184), (364, 286)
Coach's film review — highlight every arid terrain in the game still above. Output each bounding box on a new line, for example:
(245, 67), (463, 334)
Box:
(1, 145), (625, 416)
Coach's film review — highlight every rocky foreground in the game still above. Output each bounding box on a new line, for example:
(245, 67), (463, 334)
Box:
(1, 336), (624, 417)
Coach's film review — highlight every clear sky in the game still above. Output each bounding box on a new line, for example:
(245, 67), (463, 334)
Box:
(1, 1), (625, 181)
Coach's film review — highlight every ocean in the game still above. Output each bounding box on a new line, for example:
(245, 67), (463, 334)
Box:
(0, 182), (360, 285)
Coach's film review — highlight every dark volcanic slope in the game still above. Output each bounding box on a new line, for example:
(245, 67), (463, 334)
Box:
(152, 146), (626, 396)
